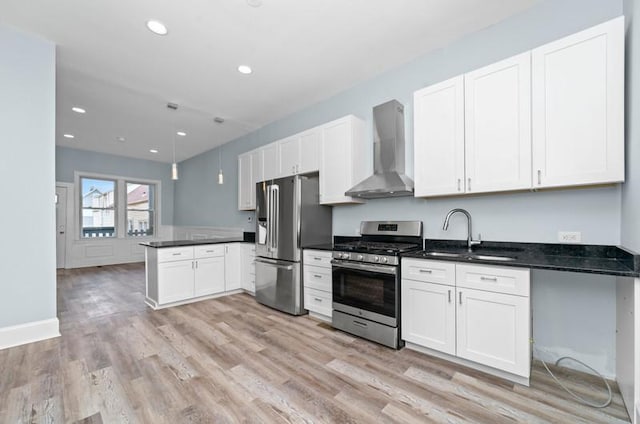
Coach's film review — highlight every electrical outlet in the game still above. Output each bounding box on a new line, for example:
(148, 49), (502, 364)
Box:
(558, 231), (581, 243)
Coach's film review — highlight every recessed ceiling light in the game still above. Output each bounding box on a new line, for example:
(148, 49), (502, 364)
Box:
(63, 134), (75, 139)
(247, 0), (263, 7)
(150, 149), (159, 153)
(176, 131), (187, 136)
(146, 20), (168, 36)
(72, 107), (86, 114)
(116, 137), (126, 143)
(238, 65), (252, 75)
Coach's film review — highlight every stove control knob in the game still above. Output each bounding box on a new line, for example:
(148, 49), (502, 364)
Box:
(381, 257), (388, 264)
(373, 256), (380, 262)
(357, 254), (364, 261)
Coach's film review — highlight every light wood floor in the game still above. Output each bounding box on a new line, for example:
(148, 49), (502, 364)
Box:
(0, 263), (631, 423)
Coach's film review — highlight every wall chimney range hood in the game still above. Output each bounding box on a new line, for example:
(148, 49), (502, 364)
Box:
(345, 100), (414, 199)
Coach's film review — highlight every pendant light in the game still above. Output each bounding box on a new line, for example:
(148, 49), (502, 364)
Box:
(171, 132), (178, 180)
(168, 102), (179, 180)
(217, 148), (224, 184)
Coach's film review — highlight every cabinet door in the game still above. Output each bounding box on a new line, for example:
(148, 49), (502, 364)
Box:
(278, 136), (300, 177)
(401, 280), (456, 355)
(238, 153), (253, 210)
(262, 143), (279, 181)
(240, 244), (256, 293)
(298, 128), (320, 174)
(319, 117), (366, 205)
(157, 260), (194, 304)
(224, 243), (242, 291)
(532, 17), (624, 188)
(456, 288), (530, 377)
(465, 52), (532, 194)
(194, 256), (225, 297)
(250, 149), (262, 209)
(414, 76), (465, 197)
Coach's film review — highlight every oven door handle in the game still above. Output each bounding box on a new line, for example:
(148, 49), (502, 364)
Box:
(331, 259), (397, 275)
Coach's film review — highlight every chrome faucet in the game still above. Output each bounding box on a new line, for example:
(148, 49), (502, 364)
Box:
(442, 208), (481, 251)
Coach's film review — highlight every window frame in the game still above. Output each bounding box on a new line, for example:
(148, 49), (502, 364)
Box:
(124, 180), (157, 238)
(74, 172), (162, 241)
(78, 176), (118, 239)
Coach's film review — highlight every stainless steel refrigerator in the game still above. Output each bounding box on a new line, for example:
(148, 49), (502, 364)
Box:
(255, 174), (332, 315)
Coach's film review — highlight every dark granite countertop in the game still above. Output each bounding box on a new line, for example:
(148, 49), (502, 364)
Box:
(141, 232), (255, 249)
(403, 240), (639, 278)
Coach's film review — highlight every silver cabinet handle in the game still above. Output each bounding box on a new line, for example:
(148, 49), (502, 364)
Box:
(537, 170), (542, 185)
(448, 289), (452, 303)
(480, 276), (498, 281)
(459, 291), (463, 305)
(195, 261), (198, 269)
(419, 269), (432, 274)
(191, 261), (194, 269)
(314, 297), (323, 302)
(172, 253), (181, 256)
(457, 178), (461, 192)
(468, 178), (471, 191)
(313, 257), (322, 261)
(313, 274), (322, 278)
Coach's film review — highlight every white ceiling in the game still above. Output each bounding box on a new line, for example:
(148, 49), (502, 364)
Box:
(1, 0), (537, 163)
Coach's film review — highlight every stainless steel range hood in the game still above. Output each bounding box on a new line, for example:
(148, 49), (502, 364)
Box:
(345, 100), (414, 199)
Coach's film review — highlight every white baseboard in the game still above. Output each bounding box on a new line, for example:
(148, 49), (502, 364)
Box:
(0, 318), (60, 350)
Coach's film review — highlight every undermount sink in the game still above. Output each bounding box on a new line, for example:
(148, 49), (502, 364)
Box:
(423, 251), (464, 258)
(467, 254), (516, 262)
(422, 251), (517, 262)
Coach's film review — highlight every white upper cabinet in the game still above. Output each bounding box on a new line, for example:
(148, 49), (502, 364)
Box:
(238, 152), (253, 211)
(298, 128), (320, 174)
(262, 143), (279, 181)
(532, 17), (624, 188)
(319, 115), (369, 205)
(278, 136), (301, 177)
(465, 52), (532, 193)
(414, 76), (465, 197)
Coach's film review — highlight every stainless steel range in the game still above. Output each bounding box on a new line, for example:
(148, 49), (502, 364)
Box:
(331, 221), (423, 349)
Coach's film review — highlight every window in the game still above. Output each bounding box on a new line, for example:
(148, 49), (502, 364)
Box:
(126, 182), (155, 237)
(81, 177), (116, 238)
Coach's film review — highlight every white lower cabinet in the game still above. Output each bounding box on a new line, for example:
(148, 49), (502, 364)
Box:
(241, 244), (256, 294)
(402, 280), (456, 356)
(303, 249), (333, 321)
(158, 260), (195, 304)
(145, 243), (248, 309)
(401, 258), (531, 383)
(194, 256), (225, 297)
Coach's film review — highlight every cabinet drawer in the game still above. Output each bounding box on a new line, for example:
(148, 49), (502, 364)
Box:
(456, 264), (530, 297)
(305, 287), (332, 317)
(402, 259), (455, 285)
(303, 250), (332, 269)
(157, 247), (194, 263)
(304, 265), (332, 292)
(194, 244), (225, 258)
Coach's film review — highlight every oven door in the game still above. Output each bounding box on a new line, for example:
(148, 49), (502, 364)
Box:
(331, 259), (399, 327)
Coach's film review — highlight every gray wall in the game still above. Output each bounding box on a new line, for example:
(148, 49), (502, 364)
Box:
(173, 0), (625, 377)
(0, 26), (57, 328)
(56, 146), (175, 225)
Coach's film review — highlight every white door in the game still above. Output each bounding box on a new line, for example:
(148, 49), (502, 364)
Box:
(401, 280), (456, 355)
(464, 52), (532, 194)
(224, 243), (242, 291)
(456, 288), (530, 377)
(238, 153), (253, 210)
(194, 256), (225, 297)
(532, 17), (624, 188)
(55, 186), (67, 268)
(262, 143), (279, 181)
(278, 136), (300, 177)
(157, 260), (194, 304)
(413, 76), (465, 197)
(298, 128), (320, 174)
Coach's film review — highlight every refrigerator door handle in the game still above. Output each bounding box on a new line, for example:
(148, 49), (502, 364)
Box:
(266, 185), (272, 252)
(272, 184), (279, 251)
(255, 257), (294, 271)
